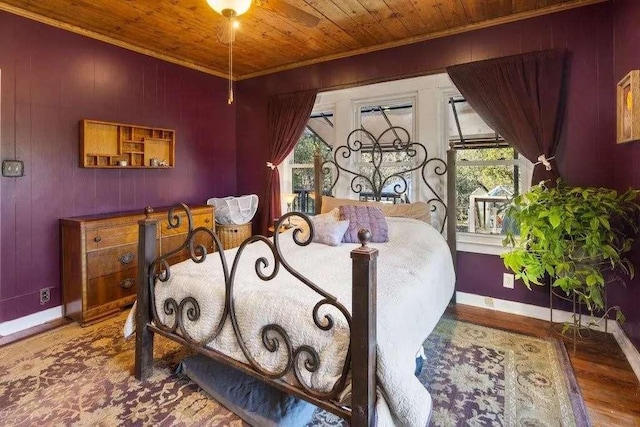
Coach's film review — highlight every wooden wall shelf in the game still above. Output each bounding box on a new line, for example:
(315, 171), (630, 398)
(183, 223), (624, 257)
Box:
(80, 119), (175, 168)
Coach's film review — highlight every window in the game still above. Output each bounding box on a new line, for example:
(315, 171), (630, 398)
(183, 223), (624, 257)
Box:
(449, 97), (530, 235)
(357, 101), (416, 203)
(285, 111), (334, 214)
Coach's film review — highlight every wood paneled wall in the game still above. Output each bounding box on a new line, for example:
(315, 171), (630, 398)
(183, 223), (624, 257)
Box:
(0, 11), (236, 323)
(612, 0), (640, 350)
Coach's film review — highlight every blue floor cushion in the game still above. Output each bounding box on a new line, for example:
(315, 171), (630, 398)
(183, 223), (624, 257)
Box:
(178, 354), (318, 427)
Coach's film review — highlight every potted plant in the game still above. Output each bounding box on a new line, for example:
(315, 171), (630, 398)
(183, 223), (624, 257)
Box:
(501, 181), (640, 324)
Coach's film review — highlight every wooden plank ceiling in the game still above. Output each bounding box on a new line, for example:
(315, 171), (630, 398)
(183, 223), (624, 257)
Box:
(0, 0), (606, 80)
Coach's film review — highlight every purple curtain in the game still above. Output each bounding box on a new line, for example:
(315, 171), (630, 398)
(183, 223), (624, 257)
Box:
(261, 89), (318, 233)
(447, 49), (568, 184)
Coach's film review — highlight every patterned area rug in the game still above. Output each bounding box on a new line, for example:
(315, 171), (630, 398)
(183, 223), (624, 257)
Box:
(0, 313), (589, 426)
(420, 318), (589, 427)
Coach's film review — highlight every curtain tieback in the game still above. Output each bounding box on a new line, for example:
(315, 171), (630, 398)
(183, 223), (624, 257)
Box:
(534, 154), (555, 171)
(266, 162), (276, 170)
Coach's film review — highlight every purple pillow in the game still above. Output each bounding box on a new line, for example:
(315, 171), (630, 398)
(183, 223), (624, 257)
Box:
(339, 205), (389, 243)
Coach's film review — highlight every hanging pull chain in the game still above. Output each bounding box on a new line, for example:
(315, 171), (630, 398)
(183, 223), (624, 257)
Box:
(228, 17), (234, 104)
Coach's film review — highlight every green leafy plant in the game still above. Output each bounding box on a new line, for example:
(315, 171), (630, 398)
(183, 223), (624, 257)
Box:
(502, 181), (640, 321)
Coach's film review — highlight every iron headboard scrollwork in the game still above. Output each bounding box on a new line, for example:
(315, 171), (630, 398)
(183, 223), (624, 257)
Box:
(147, 204), (353, 401)
(321, 126), (449, 233)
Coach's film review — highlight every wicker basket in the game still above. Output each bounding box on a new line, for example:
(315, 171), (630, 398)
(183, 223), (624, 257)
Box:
(215, 222), (252, 250)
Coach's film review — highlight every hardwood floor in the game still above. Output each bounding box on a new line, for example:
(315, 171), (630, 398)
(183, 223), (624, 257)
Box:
(449, 304), (640, 426)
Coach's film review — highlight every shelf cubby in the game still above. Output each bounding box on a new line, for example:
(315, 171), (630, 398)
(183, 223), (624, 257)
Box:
(81, 119), (175, 169)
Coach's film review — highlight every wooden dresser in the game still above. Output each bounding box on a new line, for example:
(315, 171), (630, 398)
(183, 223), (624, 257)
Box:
(60, 205), (214, 326)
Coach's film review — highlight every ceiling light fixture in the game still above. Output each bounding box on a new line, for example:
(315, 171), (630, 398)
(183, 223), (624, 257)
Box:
(206, 0), (252, 104)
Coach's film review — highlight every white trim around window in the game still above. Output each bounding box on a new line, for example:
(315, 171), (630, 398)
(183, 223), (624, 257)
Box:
(456, 232), (510, 255)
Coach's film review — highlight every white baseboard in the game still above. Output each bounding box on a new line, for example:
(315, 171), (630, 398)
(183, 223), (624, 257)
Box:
(0, 306), (63, 337)
(456, 291), (640, 382)
(609, 321), (640, 382)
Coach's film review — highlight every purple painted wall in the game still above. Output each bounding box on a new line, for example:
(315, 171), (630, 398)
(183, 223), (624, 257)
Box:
(612, 0), (640, 349)
(236, 3), (615, 309)
(0, 12), (236, 323)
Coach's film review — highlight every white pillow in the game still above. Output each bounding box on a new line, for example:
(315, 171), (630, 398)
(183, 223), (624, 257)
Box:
(312, 220), (350, 246)
(313, 207), (340, 223)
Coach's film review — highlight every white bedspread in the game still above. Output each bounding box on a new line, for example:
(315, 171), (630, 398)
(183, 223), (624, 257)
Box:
(126, 217), (454, 426)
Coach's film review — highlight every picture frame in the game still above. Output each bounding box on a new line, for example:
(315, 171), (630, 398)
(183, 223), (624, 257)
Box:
(617, 70), (640, 144)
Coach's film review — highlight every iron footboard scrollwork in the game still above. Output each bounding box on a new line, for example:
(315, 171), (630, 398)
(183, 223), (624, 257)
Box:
(147, 204), (353, 402)
(321, 126), (449, 233)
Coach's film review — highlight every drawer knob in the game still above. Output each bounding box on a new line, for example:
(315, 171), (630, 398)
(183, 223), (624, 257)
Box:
(118, 252), (135, 265)
(205, 218), (210, 224)
(94, 236), (102, 243)
(119, 278), (135, 289)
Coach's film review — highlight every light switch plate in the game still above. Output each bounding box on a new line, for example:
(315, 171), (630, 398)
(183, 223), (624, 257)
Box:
(2, 160), (24, 177)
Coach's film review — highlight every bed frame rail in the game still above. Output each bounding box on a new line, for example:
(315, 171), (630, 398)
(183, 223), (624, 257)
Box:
(134, 205), (378, 426)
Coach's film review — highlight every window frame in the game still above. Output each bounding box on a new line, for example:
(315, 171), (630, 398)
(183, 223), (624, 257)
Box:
(353, 96), (419, 203)
(281, 107), (336, 215)
(442, 88), (532, 255)
(279, 75), (532, 255)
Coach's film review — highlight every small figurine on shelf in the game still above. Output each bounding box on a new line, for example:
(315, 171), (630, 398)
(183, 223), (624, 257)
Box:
(159, 159), (168, 167)
(150, 158), (159, 167)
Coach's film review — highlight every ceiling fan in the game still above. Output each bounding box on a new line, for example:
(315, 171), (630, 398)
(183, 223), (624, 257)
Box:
(255, 0), (321, 28)
(208, 0), (320, 32)
(207, 0), (320, 104)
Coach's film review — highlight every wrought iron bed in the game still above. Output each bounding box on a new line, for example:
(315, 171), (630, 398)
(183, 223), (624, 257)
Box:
(133, 126), (457, 426)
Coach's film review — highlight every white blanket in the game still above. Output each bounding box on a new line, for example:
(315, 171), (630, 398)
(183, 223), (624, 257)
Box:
(125, 217), (455, 426)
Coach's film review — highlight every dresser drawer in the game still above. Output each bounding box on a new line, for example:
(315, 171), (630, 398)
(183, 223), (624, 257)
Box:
(161, 213), (213, 237)
(87, 268), (137, 309)
(86, 224), (139, 251)
(87, 243), (138, 279)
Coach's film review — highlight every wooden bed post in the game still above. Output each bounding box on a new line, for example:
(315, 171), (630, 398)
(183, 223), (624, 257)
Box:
(350, 230), (378, 427)
(135, 207), (158, 380)
(314, 153), (323, 214)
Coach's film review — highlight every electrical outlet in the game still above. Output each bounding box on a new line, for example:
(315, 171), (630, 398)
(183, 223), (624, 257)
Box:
(39, 288), (51, 305)
(503, 273), (515, 289)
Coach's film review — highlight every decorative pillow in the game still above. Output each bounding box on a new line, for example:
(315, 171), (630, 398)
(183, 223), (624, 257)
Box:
(312, 219), (350, 246)
(312, 207), (340, 223)
(321, 196), (431, 224)
(339, 205), (389, 243)
(380, 201), (431, 223)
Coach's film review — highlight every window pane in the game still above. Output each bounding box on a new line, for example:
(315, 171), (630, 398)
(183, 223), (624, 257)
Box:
(286, 111), (335, 215)
(360, 102), (413, 145)
(358, 165), (412, 203)
(292, 167), (314, 190)
(357, 102), (415, 204)
(290, 167), (334, 214)
(361, 150), (414, 163)
(294, 112), (333, 164)
(294, 129), (332, 164)
(456, 147), (515, 162)
(456, 164), (517, 234)
(307, 113), (335, 147)
(448, 98), (498, 141)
